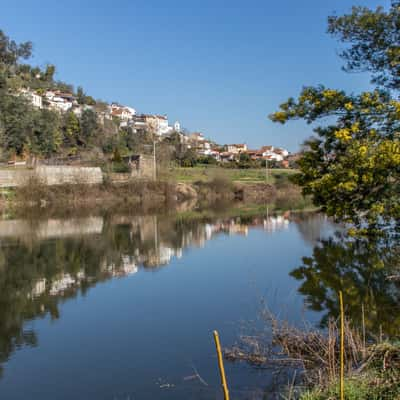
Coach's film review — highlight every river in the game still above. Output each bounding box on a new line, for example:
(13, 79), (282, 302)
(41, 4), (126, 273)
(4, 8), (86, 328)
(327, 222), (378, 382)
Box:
(0, 207), (398, 399)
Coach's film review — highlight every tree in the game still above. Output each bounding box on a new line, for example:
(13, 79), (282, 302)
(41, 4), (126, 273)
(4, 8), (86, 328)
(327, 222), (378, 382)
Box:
(30, 109), (61, 156)
(327, 2), (400, 90)
(77, 86), (85, 105)
(0, 30), (32, 66)
(0, 94), (33, 156)
(63, 111), (80, 148)
(80, 109), (98, 143)
(270, 1), (400, 231)
(43, 64), (55, 82)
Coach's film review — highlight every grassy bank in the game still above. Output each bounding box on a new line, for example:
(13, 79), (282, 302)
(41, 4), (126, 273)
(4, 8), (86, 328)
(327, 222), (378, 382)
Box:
(300, 341), (400, 400)
(170, 165), (297, 184)
(0, 167), (310, 213)
(225, 310), (400, 400)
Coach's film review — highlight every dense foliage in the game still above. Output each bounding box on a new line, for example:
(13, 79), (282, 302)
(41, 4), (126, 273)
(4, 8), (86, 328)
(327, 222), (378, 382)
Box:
(0, 29), (133, 161)
(270, 1), (400, 230)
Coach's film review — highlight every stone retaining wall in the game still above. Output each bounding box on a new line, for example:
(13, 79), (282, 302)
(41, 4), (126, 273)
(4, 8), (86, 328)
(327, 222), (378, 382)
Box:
(0, 166), (103, 188)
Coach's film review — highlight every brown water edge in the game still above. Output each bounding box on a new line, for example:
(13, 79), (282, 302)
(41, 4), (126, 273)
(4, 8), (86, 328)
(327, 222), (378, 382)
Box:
(0, 176), (312, 216)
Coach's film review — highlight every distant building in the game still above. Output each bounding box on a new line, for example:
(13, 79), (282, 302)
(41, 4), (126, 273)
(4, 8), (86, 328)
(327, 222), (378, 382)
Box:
(20, 89), (43, 109)
(45, 90), (76, 112)
(227, 144), (247, 154)
(174, 121), (181, 132)
(142, 114), (172, 136)
(189, 132), (205, 142)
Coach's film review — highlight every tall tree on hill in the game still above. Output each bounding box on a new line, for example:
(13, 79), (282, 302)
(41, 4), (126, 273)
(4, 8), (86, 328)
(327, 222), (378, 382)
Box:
(63, 111), (80, 149)
(270, 1), (400, 232)
(30, 109), (61, 156)
(80, 109), (98, 145)
(0, 30), (32, 67)
(0, 94), (33, 156)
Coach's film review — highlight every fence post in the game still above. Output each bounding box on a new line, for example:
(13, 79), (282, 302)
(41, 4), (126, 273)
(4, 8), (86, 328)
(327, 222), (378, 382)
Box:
(213, 330), (230, 400)
(339, 291), (344, 400)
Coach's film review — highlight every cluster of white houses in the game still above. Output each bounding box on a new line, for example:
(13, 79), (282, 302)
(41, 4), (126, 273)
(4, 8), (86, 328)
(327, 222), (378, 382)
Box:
(20, 88), (291, 164)
(184, 132), (290, 164)
(20, 88), (181, 136)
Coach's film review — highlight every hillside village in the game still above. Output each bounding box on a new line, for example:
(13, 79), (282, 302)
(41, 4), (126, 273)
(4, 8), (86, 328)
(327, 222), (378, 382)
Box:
(0, 29), (296, 173)
(18, 87), (293, 167)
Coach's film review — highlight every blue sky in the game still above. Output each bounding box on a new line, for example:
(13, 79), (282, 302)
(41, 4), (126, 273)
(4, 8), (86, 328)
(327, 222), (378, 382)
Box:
(1, 0), (386, 151)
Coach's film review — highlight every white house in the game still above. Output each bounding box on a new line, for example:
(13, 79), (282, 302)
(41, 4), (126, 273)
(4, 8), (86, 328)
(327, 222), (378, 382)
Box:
(30, 92), (43, 109)
(111, 107), (133, 121)
(20, 89), (43, 109)
(110, 103), (136, 121)
(227, 144), (247, 154)
(143, 114), (172, 135)
(45, 90), (75, 112)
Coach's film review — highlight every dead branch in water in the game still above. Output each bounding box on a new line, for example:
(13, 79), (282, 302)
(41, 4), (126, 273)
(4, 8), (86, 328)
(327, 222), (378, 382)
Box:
(224, 310), (366, 387)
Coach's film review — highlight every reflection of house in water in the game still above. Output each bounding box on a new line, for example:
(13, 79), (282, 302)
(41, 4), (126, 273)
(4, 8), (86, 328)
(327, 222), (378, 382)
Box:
(263, 215), (290, 232)
(49, 272), (85, 296)
(228, 221), (249, 236)
(103, 255), (138, 277)
(20, 212), (319, 302)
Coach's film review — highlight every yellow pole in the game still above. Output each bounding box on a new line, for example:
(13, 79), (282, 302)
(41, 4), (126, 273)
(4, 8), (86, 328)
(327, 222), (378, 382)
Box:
(213, 330), (230, 400)
(339, 291), (344, 400)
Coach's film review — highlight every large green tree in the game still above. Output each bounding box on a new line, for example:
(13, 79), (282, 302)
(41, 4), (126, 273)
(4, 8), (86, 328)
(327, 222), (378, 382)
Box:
(0, 94), (33, 156)
(0, 30), (32, 67)
(270, 1), (400, 231)
(30, 109), (61, 156)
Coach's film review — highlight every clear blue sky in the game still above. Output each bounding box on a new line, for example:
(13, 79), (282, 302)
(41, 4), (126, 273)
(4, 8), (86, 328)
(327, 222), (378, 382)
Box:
(2, 0), (386, 151)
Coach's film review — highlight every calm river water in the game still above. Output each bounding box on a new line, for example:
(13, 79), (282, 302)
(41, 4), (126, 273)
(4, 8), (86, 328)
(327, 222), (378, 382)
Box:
(0, 208), (398, 399)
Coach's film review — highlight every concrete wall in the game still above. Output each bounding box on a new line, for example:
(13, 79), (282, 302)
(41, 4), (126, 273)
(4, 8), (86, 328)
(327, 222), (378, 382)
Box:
(0, 169), (32, 188)
(36, 166), (103, 185)
(0, 166), (103, 188)
(131, 155), (154, 180)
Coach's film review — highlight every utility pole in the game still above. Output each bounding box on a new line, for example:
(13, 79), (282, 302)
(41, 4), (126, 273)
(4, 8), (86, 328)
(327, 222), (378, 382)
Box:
(153, 138), (157, 181)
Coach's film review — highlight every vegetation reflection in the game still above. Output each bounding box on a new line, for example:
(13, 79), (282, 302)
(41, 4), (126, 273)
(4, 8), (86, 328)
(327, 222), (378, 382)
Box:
(291, 232), (400, 336)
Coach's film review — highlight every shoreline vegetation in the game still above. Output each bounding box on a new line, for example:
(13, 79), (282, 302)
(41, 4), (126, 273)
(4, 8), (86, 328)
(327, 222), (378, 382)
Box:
(224, 309), (400, 400)
(0, 167), (313, 214)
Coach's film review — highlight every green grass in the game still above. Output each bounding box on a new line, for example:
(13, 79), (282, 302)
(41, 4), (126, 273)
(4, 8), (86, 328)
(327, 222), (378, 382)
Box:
(300, 376), (400, 400)
(299, 342), (400, 400)
(170, 165), (297, 184)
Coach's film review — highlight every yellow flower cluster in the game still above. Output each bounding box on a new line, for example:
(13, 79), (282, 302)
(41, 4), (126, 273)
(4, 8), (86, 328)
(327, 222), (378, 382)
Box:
(335, 128), (352, 142)
(322, 89), (340, 99)
(271, 111), (287, 123)
(351, 122), (360, 133)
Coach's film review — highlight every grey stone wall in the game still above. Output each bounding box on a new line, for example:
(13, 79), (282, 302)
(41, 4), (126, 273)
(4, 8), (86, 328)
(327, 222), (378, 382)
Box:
(0, 169), (32, 188)
(36, 166), (103, 185)
(0, 166), (103, 188)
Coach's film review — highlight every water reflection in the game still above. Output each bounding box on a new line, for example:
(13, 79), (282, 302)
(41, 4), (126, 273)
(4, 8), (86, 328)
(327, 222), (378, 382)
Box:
(0, 210), (319, 379)
(291, 232), (400, 335)
(3, 209), (395, 396)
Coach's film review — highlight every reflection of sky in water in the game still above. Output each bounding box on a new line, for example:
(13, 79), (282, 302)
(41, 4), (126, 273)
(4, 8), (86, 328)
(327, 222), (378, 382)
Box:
(0, 212), (334, 399)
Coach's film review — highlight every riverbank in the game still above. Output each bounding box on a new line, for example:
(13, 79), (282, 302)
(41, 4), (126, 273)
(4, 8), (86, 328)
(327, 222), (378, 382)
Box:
(0, 171), (312, 213)
(225, 307), (400, 400)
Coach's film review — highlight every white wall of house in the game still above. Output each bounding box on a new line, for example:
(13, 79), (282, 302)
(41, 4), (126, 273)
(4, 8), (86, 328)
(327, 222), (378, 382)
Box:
(31, 93), (42, 109)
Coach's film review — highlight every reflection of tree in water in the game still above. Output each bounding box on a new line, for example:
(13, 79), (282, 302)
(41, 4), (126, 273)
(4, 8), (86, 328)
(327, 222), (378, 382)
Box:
(0, 214), (270, 378)
(0, 211), (327, 379)
(292, 213), (335, 247)
(291, 232), (400, 335)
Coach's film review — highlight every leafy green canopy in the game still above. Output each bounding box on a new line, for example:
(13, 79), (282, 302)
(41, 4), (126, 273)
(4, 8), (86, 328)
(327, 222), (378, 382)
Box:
(270, 1), (400, 230)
